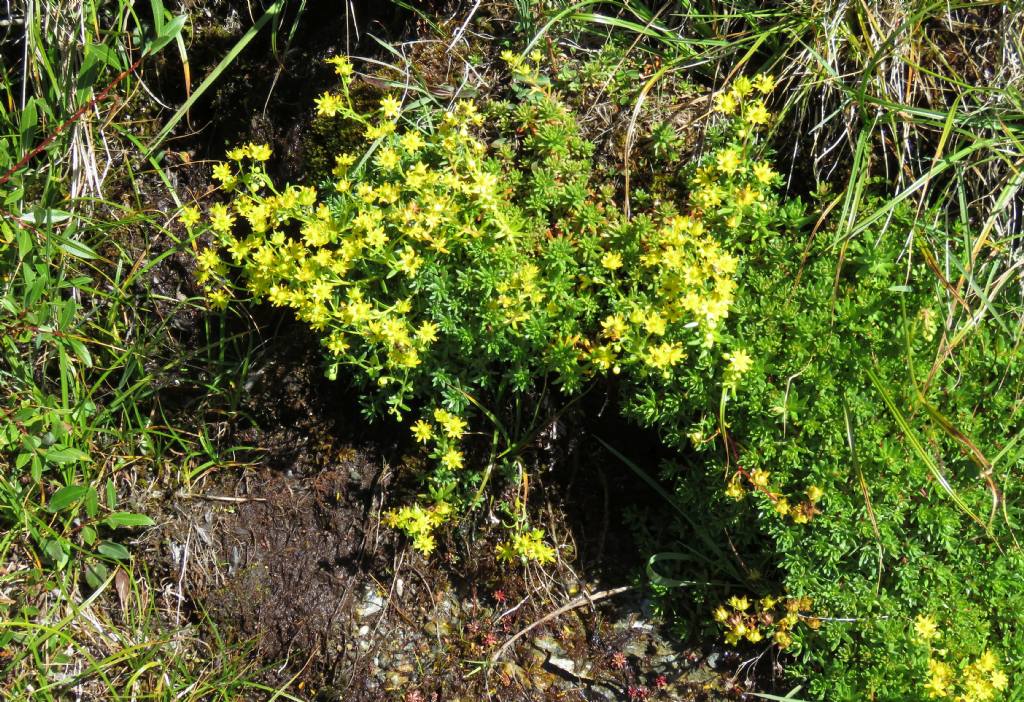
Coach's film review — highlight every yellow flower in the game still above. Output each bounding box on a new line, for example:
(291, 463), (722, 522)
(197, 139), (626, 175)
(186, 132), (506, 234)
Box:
(728, 595), (751, 611)
(914, 615), (940, 642)
(714, 606), (730, 623)
(296, 185), (317, 208)
(378, 181), (397, 203)
(591, 345), (619, 373)
(924, 659), (952, 698)
(334, 152), (356, 172)
(247, 142), (272, 161)
(726, 349), (753, 374)
(714, 91), (738, 115)
(379, 95), (402, 119)
(496, 529), (556, 564)
(207, 287), (230, 309)
(399, 130), (425, 153)
(179, 205), (201, 229)
(775, 499), (790, 516)
(643, 311), (667, 336)
(365, 120), (397, 140)
(991, 669), (1008, 691)
(208, 204), (235, 233)
(365, 227), (389, 249)
(646, 342), (684, 369)
(733, 76), (753, 97)
(327, 55), (354, 79)
(601, 314), (627, 340)
(744, 101), (771, 126)
(753, 161), (776, 184)
(394, 248), (421, 277)
(716, 148), (742, 175)
(416, 321), (438, 344)
(326, 333), (349, 355)
(520, 529), (556, 564)
(749, 469), (770, 488)
(441, 447), (464, 469)
(411, 420), (433, 443)
(753, 73), (776, 94)
(745, 628), (763, 643)
(807, 485), (824, 503)
(734, 186), (758, 207)
(501, 50), (528, 74)
(725, 478), (745, 500)
(601, 252), (623, 270)
(414, 532), (436, 555)
(315, 92), (344, 117)
(376, 146), (400, 171)
(976, 650), (998, 672)
(196, 247), (222, 272)
(211, 162), (235, 186)
(774, 630), (792, 648)
(433, 409), (467, 438)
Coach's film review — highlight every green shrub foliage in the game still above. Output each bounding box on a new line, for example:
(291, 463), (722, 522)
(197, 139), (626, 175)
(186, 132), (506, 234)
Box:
(188, 55), (1023, 699)
(187, 55), (776, 560)
(674, 199), (1022, 699)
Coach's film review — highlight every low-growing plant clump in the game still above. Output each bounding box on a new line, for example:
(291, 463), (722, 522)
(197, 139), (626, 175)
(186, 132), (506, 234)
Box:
(184, 40), (1024, 698)
(189, 54), (782, 563)
(667, 194), (1023, 699)
(5, 1), (1024, 700)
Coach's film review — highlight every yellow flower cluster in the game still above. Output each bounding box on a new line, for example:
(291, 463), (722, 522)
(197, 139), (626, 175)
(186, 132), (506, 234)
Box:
(926, 659), (954, 698)
(495, 528), (556, 565)
(408, 407), (470, 474)
(383, 501), (453, 555)
(226, 142), (272, 162)
(915, 616), (1008, 701)
(327, 55), (354, 79)
(726, 468), (825, 524)
(588, 213), (740, 379)
(187, 64), (782, 565)
(690, 73), (779, 236)
(715, 594), (811, 647)
(713, 73), (775, 123)
(197, 97), (503, 404)
(923, 652), (1008, 701)
(315, 56), (356, 117)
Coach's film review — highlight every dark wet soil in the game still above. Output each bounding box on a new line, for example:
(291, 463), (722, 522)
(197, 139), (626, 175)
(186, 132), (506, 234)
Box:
(149, 339), (756, 700)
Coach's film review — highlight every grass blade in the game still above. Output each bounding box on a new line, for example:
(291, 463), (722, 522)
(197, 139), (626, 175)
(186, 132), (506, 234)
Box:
(866, 366), (990, 536)
(146, 0), (285, 155)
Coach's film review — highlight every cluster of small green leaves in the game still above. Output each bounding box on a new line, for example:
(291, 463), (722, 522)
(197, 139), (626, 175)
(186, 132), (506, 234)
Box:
(0, 211), (156, 596)
(653, 177), (1024, 698)
(0, 0), (196, 603)
(554, 42), (655, 108)
(187, 55), (786, 561)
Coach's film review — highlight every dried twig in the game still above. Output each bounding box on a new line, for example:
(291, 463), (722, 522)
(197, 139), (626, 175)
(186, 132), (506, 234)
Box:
(177, 493), (267, 503)
(490, 585), (632, 664)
